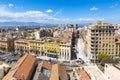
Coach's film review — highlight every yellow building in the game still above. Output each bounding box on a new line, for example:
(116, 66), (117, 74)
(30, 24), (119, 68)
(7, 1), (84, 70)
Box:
(14, 39), (29, 53)
(29, 40), (44, 55)
(44, 41), (60, 54)
(0, 38), (14, 53)
(14, 38), (71, 60)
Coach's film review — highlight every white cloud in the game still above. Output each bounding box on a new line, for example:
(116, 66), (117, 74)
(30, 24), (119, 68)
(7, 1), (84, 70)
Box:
(46, 9), (53, 13)
(8, 3), (14, 7)
(90, 7), (98, 11)
(0, 7), (58, 23)
(78, 18), (104, 22)
(0, 5), (104, 23)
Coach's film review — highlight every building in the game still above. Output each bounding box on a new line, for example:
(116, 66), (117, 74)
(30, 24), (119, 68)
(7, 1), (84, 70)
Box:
(86, 22), (116, 62)
(74, 68), (91, 80)
(14, 39), (30, 54)
(14, 38), (72, 61)
(34, 28), (52, 40)
(115, 23), (120, 29)
(59, 43), (71, 60)
(2, 54), (36, 80)
(34, 31), (40, 40)
(33, 61), (52, 80)
(65, 24), (78, 32)
(115, 36), (120, 57)
(33, 61), (68, 80)
(0, 38), (14, 53)
(104, 63), (120, 80)
(29, 40), (45, 56)
(44, 41), (60, 58)
(50, 64), (68, 80)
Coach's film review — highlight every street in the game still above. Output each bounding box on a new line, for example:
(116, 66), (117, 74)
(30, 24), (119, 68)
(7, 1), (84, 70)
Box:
(76, 36), (91, 65)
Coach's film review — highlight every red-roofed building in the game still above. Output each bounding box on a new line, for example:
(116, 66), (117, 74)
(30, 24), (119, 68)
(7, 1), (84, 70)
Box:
(2, 54), (36, 80)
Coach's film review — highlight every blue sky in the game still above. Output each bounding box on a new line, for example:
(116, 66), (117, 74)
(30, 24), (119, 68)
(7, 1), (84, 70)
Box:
(0, 0), (120, 24)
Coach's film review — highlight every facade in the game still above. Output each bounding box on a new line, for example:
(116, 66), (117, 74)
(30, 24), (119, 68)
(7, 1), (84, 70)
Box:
(115, 36), (120, 57)
(29, 40), (45, 56)
(14, 39), (30, 53)
(14, 38), (71, 61)
(87, 22), (116, 62)
(104, 63), (120, 80)
(65, 24), (78, 32)
(116, 23), (120, 29)
(0, 38), (14, 53)
(59, 44), (71, 60)
(34, 31), (40, 40)
(3, 54), (36, 80)
(44, 41), (60, 54)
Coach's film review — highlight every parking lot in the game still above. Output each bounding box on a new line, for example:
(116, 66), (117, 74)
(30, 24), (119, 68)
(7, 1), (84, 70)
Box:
(0, 53), (21, 65)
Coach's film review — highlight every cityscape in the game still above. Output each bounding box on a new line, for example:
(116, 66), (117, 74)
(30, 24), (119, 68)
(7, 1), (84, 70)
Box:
(0, 0), (120, 80)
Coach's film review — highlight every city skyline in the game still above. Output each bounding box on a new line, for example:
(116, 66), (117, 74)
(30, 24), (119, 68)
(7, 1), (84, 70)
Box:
(0, 0), (120, 24)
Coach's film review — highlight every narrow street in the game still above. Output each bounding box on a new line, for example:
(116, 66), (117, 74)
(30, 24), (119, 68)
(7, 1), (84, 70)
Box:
(76, 35), (91, 65)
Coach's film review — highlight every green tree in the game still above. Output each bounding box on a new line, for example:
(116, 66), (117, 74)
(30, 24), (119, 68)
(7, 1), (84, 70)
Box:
(119, 51), (120, 58)
(98, 53), (110, 62)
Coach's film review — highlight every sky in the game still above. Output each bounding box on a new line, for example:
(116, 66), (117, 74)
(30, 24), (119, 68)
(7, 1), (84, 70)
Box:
(0, 0), (120, 24)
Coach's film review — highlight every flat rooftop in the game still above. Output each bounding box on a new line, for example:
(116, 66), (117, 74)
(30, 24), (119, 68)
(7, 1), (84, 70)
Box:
(85, 66), (108, 80)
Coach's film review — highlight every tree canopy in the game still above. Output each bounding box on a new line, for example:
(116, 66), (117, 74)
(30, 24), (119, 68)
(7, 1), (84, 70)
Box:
(98, 53), (110, 62)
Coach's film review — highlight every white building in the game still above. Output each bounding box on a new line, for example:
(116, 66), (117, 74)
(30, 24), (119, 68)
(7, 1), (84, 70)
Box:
(59, 44), (71, 61)
(34, 31), (40, 40)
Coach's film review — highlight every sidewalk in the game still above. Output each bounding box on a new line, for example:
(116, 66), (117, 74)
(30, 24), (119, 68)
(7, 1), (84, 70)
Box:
(84, 66), (108, 80)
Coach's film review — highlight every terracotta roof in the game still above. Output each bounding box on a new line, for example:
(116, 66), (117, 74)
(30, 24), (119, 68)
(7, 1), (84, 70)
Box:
(34, 61), (67, 80)
(50, 64), (68, 80)
(3, 54), (36, 80)
(15, 39), (29, 42)
(39, 61), (52, 70)
(58, 64), (68, 80)
(106, 63), (113, 66)
(77, 69), (90, 80)
(116, 37), (120, 43)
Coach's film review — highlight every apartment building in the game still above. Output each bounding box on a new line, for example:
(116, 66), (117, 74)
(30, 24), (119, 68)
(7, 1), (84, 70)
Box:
(59, 43), (71, 60)
(14, 39), (30, 53)
(116, 23), (120, 29)
(44, 41), (60, 55)
(29, 40), (45, 56)
(86, 22), (116, 62)
(0, 38), (14, 53)
(14, 38), (71, 61)
(65, 24), (78, 32)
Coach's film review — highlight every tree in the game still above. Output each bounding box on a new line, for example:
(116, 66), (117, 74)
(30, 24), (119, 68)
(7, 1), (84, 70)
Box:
(100, 57), (114, 66)
(98, 53), (110, 62)
(119, 51), (120, 58)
